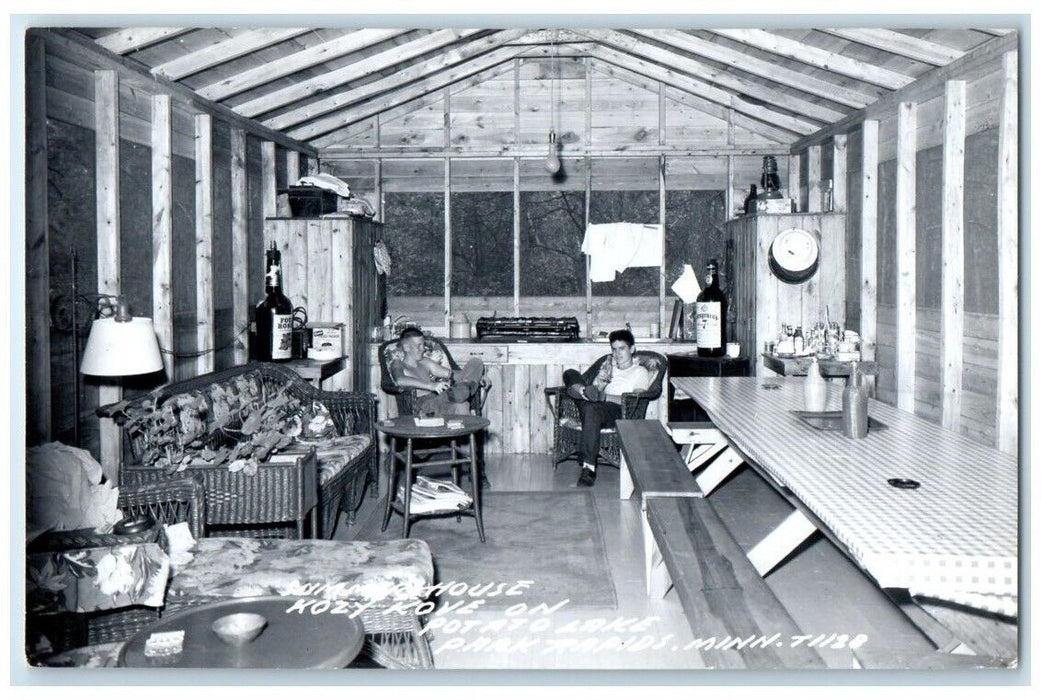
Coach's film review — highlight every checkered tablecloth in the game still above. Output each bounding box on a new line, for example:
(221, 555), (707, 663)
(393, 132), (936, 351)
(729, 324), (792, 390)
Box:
(672, 377), (1018, 615)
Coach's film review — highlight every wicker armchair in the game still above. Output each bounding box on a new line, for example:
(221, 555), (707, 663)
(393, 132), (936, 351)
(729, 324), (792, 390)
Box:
(26, 478), (205, 659)
(544, 351), (667, 468)
(378, 336), (490, 417)
(106, 362), (377, 539)
(30, 479), (436, 669)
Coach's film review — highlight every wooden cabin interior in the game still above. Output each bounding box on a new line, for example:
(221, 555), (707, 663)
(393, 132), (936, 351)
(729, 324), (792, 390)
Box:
(20, 22), (1020, 674)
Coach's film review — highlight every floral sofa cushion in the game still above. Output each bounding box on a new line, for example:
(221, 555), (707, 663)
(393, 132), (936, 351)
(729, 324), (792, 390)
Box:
(167, 537), (433, 605)
(297, 434), (372, 485)
(27, 543), (170, 615)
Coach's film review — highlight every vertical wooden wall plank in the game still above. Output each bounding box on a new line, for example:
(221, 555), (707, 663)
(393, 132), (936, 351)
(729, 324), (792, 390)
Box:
(895, 101), (918, 413)
(342, 221), (356, 386)
(94, 69), (121, 477)
(860, 121), (880, 392)
(329, 221), (349, 327)
(285, 149), (299, 186)
(807, 143), (823, 212)
(374, 159), (383, 222)
(940, 80), (966, 432)
(303, 155), (318, 177)
(726, 154), (734, 217)
(788, 151), (802, 212)
(832, 134), (848, 212)
(501, 364), (517, 454)
(659, 155), (667, 332)
(584, 156), (592, 337)
(194, 113), (214, 375)
(514, 365), (532, 453)
(443, 157), (452, 335)
(26, 34), (52, 443)
(151, 95), (174, 381)
(261, 141), (277, 219)
(996, 51), (1018, 455)
(514, 157), (521, 316)
(317, 220), (335, 322)
(229, 127), (249, 365)
(484, 364), (504, 455)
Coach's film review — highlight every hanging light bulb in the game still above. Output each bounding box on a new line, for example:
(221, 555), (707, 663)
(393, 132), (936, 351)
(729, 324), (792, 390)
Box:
(545, 130), (561, 174)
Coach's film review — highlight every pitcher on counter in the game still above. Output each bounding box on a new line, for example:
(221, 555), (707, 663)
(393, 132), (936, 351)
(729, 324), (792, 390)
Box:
(563, 329), (652, 487)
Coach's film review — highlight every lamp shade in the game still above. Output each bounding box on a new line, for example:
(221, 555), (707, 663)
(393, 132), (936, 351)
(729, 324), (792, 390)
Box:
(80, 316), (163, 376)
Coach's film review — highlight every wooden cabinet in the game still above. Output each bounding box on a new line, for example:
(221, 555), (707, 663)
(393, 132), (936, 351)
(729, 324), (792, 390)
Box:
(726, 213), (846, 375)
(264, 218), (380, 391)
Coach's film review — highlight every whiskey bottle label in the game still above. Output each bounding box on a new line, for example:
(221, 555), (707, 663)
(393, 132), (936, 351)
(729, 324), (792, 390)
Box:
(695, 301), (722, 349)
(271, 313), (293, 360)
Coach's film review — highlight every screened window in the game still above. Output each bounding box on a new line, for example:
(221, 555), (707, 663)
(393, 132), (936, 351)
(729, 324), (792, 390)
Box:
(382, 191), (445, 296)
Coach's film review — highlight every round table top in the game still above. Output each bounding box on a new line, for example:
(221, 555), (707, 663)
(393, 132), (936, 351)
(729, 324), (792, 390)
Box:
(117, 596), (364, 669)
(377, 415), (490, 439)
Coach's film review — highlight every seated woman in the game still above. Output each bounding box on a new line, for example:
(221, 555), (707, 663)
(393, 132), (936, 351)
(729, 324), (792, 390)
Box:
(563, 329), (651, 487)
(389, 328), (484, 416)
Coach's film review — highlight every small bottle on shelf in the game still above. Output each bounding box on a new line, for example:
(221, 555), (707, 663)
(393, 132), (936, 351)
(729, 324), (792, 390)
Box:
(743, 184), (759, 214)
(695, 260), (727, 357)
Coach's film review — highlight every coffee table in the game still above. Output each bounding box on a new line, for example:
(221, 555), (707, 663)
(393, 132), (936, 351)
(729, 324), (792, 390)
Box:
(117, 596), (364, 668)
(378, 415), (489, 542)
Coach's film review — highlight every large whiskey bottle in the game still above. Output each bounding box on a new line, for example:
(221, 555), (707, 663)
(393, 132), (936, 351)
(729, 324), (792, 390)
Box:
(255, 243), (294, 362)
(695, 259), (727, 357)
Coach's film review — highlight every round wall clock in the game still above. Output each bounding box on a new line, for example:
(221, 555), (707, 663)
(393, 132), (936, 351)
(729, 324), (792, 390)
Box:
(768, 227), (820, 284)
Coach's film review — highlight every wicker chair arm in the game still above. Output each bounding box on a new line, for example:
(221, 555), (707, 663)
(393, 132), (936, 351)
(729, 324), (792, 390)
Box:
(117, 477), (205, 540)
(620, 390), (658, 419)
(544, 385), (567, 414)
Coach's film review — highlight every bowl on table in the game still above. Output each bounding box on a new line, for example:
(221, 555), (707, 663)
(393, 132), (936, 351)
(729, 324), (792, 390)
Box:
(211, 613), (268, 646)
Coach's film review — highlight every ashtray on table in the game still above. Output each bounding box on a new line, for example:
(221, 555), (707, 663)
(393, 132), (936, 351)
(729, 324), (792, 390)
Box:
(790, 410), (888, 432)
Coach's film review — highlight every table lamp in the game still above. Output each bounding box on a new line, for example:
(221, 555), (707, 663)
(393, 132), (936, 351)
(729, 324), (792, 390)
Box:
(79, 297), (163, 376)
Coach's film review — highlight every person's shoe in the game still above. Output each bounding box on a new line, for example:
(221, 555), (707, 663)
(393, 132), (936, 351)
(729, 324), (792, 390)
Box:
(576, 466), (596, 487)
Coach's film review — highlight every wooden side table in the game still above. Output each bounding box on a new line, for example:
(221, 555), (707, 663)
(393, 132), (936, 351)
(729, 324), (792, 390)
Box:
(378, 416), (489, 542)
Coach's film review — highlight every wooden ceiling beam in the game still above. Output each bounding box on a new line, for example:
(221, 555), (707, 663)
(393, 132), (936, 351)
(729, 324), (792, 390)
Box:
(303, 49), (522, 146)
(588, 61), (796, 144)
(269, 29), (528, 132)
(40, 29), (317, 156)
(274, 30), (530, 136)
(585, 44), (818, 136)
(792, 32), (1017, 150)
(151, 28), (311, 81)
(235, 28), (484, 118)
(318, 144), (786, 158)
(95, 27), (192, 54)
(711, 28), (916, 90)
(579, 29), (845, 124)
(504, 29), (590, 45)
(631, 29), (878, 109)
(196, 28), (412, 101)
(820, 28), (965, 66)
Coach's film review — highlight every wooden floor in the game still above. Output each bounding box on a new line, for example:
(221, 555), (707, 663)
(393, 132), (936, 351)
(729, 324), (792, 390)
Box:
(338, 452), (945, 670)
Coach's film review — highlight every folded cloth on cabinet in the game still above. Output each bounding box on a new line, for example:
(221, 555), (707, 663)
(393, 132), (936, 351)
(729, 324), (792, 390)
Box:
(582, 223), (663, 282)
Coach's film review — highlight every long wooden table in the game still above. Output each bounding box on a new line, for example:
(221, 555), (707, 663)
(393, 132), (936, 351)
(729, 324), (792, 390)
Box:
(669, 377), (1018, 621)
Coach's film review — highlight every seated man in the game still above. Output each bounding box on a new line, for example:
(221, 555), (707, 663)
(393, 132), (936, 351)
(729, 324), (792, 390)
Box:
(563, 329), (651, 487)
(390, 328), (484, 416)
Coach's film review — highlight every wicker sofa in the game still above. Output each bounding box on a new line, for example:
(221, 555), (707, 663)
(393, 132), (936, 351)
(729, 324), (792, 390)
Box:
(104, 362), (377, 539)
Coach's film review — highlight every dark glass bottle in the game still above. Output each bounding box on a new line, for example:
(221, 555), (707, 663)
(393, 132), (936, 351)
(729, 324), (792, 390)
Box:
(255, 243), (294, 362)
(695, 260), (727, 357)
(743, 184), (759, 214)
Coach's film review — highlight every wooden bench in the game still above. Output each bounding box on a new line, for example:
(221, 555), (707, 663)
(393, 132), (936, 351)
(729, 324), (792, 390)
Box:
(616, 419), (702, 503)
(644, 496), (827, 669)
(616, 419), (703, 596)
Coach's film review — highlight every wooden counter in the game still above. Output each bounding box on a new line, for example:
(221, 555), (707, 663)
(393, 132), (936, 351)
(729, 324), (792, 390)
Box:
(368, 340), (699, 455)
